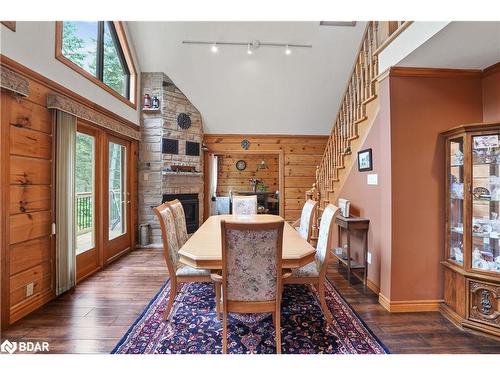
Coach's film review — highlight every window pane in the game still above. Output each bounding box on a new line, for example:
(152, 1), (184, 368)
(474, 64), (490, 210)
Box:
(62, 21), (98, 76)
(103, 22), (128, 97)
(109, 142), (126, 240)
(76, 133), (95, 254)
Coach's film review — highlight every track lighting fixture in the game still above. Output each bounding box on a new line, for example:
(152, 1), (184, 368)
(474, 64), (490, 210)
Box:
(183, 40), (312, 55)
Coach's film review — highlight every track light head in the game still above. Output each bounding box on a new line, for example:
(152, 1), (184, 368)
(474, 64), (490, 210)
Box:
(247, 44), (253, 55)
(211, 43), (218, 53)
(285, 45), (292, 55)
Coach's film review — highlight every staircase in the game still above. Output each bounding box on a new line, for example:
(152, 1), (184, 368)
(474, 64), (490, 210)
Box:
(306, 21), (410, 237)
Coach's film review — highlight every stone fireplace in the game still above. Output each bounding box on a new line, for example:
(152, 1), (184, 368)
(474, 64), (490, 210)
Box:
(162, 193), (199, 233)
(138, 72), (204, 244)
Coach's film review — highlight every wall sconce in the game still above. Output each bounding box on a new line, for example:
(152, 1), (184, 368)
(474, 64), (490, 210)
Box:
(256, 160), (269, 171)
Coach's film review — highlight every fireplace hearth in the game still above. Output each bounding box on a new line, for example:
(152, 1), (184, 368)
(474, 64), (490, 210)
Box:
(163, 193), (199, 233)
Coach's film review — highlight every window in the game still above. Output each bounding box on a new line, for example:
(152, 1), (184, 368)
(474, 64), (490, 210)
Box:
(56, 21), (136, 107)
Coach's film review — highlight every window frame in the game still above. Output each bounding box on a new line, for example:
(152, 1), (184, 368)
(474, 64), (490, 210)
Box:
(55, 21), (137, 109)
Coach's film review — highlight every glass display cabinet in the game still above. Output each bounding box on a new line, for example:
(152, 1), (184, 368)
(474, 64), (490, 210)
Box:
(441, 123), (500, 338)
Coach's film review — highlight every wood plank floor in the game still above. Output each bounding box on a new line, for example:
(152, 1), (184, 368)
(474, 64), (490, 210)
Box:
(2, 248), (499, 353)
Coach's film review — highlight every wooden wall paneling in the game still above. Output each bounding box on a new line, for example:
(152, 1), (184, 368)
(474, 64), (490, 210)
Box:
(216, 154), (279, 195)
(1, 90), (9, 332)
(10, 126), (52, 159)
(9, 184), (51, 215)
(1, 57), (141, 326)
(10, 156), (52, 185)
(7, 95), (52, 134)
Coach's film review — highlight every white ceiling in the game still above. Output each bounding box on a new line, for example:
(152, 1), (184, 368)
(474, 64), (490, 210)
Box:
(127, 22), (367, 135)
(398, 21), (500, 70)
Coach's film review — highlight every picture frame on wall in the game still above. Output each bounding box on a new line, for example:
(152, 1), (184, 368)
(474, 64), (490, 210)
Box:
(357, 148), (373, 172)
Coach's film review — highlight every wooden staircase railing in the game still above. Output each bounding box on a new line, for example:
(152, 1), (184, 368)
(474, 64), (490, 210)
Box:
(306, 21), (410, 242)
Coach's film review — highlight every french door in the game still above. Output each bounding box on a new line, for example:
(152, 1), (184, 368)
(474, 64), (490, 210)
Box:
(75, 122), (132, 281)
(104, 135), (132, 263)
(75, 123), (100, 281)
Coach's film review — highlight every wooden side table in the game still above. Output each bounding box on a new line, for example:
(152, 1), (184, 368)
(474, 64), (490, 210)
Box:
(332, 215), (370, 286)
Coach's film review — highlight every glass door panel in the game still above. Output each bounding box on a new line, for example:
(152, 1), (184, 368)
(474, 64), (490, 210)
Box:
(449, 138), (465, 265)
(76, 132), (95, 254)
(108, 142), (126, 240)
(471, 134), (500, 273)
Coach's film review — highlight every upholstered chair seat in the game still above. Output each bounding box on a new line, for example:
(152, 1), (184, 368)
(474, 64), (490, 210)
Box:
(291, 261), (319, 278)
(176, 265), (211, 277)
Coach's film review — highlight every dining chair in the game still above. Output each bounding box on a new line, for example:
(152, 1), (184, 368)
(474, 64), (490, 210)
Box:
(153, 203), (216, 320)
(283, 204), (340, 323)
(166, 199), (189, 247)
(232, 194), (258, 215)
(212, 219), (285, 354)
(291, 199), (318, 243)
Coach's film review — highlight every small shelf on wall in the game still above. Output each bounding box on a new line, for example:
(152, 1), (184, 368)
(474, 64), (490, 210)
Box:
(162, 171), (203, 176)
(142, 107), (161, 113)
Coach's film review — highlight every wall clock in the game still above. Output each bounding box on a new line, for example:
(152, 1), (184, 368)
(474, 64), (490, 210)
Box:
(177, 113), (191, 129)
(236, 160), (247, 171)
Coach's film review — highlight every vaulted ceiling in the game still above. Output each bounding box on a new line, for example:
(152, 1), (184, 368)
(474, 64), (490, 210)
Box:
(127, 22), (367, 135)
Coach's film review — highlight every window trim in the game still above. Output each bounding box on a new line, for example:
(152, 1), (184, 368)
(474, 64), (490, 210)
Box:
(55, 21), (137, 109)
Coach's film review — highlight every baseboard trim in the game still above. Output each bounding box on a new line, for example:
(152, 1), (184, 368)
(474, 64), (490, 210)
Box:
(378, 293), (443, 312)
(366, 279), (380, 295)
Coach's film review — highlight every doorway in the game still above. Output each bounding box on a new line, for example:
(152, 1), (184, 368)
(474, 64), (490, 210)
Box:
(204, 150), (284, 220)
(75, 121), (132, 281)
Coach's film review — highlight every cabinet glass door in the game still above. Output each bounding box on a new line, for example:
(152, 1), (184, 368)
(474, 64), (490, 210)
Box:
(471, 134), (500, 273)
(449, 138), (464, 265)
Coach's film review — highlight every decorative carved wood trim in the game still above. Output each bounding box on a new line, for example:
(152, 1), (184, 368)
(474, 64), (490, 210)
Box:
(47, 94), (141, 140)
(469, 281), (500, 327)
(0, 66), (29, 97)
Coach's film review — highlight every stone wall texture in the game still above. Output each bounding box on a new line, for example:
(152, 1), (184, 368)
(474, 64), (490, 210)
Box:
(139, 72), (204, 244)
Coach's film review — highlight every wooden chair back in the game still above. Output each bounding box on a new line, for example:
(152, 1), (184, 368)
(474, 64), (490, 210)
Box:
(298, 199), (319, 242)
(316, 204), (341, 278)
(232, 195), (258, 215)
(166, 199), (189, 247)
(152, 203), (179, 278)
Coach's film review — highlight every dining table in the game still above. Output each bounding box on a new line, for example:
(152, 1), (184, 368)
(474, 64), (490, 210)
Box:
(178, 214), (316, 270)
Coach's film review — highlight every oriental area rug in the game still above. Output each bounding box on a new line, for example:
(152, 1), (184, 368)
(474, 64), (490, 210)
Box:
(112, 280), (388, 354)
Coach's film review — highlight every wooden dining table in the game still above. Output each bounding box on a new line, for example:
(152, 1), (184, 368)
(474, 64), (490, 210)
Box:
(178, 214), (316, 270)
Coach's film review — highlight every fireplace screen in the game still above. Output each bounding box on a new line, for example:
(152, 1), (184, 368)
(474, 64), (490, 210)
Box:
(162, 193), (199, 233)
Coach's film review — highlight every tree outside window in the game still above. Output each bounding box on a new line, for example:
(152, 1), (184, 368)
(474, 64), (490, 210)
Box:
(61, 21), (130, 99)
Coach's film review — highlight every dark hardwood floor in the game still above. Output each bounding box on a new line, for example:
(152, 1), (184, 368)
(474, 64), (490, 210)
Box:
(2, 248), (499, 354)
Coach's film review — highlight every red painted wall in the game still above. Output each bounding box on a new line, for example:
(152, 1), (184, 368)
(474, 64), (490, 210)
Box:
(389, 73), (483, 301)
(482, 66), (500, 122)
(335, 69), (486, 302)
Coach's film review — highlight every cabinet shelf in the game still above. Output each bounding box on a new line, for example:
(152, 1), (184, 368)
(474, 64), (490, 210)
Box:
(331, 252), (366, 269)
(442, 124), (500, 338)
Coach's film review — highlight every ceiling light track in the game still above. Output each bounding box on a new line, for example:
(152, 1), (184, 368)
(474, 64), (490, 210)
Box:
(182, 40), (312, 48)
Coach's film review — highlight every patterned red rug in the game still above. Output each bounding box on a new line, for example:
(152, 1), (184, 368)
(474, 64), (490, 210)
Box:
(112, 280), (388, 354)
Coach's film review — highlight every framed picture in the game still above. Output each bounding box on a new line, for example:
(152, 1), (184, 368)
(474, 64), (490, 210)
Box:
(357, 148), (373, 172)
